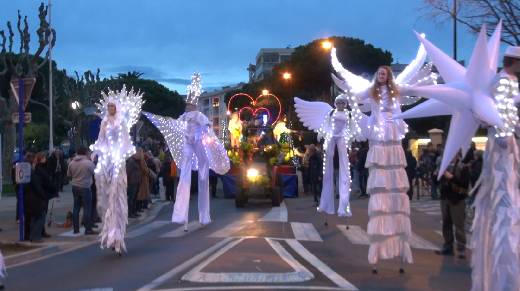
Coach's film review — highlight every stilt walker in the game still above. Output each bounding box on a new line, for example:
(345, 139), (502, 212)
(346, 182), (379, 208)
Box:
(143, 73), (230, 227)
(294, 93), (363, 219)
(400, 23), (520, 291)
(331, 40), (437, 273)
(91, 85), (144, 254)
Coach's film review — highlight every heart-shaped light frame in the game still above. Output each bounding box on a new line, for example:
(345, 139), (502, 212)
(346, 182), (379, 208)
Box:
(227, 92), (282, 124)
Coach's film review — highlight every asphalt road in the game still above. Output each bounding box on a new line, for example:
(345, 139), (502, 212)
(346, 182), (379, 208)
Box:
(4, 195), (471, 291)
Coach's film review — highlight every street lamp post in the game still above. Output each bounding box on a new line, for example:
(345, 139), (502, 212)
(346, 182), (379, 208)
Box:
(321, 40), (334, 103)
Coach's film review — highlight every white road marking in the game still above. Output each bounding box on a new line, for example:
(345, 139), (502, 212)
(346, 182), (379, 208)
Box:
(409, 233), (440, 250)
(286, 239), (358, 290)
(182, 238), (313, 283)
(77, 288), (113, 291)
(136, 237), (235, 291)
(338, 224), (440, 250)
(155, 286), (353, 290)
(161, 221), (204, 238)
(291, 222), (323, 242)
(209, 220), (254, 238)
(259, 201), (288, 222)
(337, 225), (369, 245)
(127, 221), (170, 238)
(425, 211), (442, 216)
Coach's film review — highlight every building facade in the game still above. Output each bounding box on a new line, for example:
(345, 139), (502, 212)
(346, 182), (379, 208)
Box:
(198, 83), (245, 138)
(249, 48), (295, 82)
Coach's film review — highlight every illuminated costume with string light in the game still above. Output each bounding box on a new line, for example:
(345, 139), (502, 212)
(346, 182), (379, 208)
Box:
(396, 25), (520, 288)
(0, 250), (5, 279)
(470, 50), (520, 291)
(294, 94), (362, 217)
(91, 85), (144, 254)
(144, 73), (229, 225)
(331, 41), (437, 268)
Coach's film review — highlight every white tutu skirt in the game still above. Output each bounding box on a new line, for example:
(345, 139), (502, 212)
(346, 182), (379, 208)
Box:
(365, 119), (412, 265)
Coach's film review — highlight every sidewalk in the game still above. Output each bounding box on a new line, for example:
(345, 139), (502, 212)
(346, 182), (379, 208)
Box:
(0, 184), (167, 267)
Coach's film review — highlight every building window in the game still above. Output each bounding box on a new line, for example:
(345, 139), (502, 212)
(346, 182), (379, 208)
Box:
(280, 55), (291, 62)
(263, 53), (279, 63)
(212, 97), (220, 107)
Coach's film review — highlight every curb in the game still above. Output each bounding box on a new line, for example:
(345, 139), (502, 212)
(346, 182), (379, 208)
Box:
(4, 200), (169, 268)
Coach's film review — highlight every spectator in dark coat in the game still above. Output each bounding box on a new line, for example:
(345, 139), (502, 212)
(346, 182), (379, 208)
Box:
(47, 149), (67, 194)
(356, 142), (369, 197)
(405, 148), (417, 201)
(126, 149), (142, 218)
(160, 155), (176, 201)
(307, 144), (323, 205)
(25, 152), (54, 242)
(436, 152), (470, 259)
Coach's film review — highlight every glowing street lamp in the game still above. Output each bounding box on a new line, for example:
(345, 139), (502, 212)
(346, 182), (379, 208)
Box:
(282, 72), (292, 80)
(321, 40), (333, 51)
(71, 100), (81, 110)
(262, 89), (269, 96)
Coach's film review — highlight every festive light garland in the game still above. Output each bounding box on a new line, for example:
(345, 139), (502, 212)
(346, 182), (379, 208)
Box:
(494, 77), (519, 138)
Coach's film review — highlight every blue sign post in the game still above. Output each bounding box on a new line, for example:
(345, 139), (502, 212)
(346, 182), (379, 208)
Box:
(17, 78), (25, 241)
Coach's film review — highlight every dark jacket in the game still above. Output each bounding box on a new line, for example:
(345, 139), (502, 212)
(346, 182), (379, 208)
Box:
(126, 156), (142, 186)
(308, 151), (323, 182)
(25, 164), (55, 215)
(440, 160), (470, 203)
(405, 150), (417, 180)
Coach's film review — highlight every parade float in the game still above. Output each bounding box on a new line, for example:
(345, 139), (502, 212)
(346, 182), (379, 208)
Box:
(224, 91), (298, 207)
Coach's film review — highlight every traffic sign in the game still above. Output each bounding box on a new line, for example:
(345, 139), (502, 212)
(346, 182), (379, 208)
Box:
(15, 162), (31, 184)
(12, 112), (32, 124)
(9, 78), (36, 110)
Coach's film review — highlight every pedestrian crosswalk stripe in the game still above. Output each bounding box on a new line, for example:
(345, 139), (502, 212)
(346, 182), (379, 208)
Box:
(209, 220), (254, 238)
(259, 201), (288, 222)
(336, 225), (369, 245)
(161, 221), (204, 238)
(127, 221), (170, 238)
(290, 222), (323, 242)
(338, 224), (440, 250)
(425, 211), (442, 216)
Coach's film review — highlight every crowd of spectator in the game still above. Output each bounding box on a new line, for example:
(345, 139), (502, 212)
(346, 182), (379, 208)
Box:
(11, 137), (180, 242)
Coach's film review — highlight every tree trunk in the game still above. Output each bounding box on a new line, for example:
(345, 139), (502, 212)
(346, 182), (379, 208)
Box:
(0, 96), (15, 184)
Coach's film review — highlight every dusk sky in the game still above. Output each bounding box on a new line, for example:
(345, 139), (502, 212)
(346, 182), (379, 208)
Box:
(1, 0), (481, 93)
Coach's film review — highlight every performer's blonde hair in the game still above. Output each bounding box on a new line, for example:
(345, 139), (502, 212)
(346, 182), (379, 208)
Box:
(370, 66), (399, 103)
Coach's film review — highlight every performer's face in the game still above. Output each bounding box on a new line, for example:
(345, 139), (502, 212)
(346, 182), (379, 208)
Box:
(336, 100), (346, 111)
(512, 58), (520, 73)
(376, 68), (388, 84)
(107, 103), (117, 116)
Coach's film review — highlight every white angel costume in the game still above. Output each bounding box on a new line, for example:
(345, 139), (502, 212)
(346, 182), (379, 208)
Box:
(396, 25), (519, 289)
(470, 70), (520, 291)
(294, 94), (362, 217)
(0, 250), (5, 278)
(91, 85), (144, 254)
(143, 73), (230, 225)
(331, 42), (436, 265)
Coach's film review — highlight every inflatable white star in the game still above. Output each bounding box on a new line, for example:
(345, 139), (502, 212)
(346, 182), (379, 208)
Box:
(399, 23), (503, 177)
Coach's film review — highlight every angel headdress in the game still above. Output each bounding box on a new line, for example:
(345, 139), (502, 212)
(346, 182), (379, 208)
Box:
(91, 84), (144, 254)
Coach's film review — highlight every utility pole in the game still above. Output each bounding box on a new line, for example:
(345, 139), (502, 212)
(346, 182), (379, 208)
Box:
(48, 0), (54, 152)
(453, 0), (458, 61)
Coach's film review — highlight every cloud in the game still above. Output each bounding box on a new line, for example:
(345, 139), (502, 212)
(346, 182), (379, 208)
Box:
(105, 65), (165, 79)
(156, 78), (192, 85)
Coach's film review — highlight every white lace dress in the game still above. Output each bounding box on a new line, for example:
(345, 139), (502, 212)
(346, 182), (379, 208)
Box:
(360, 86), (413, 265)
